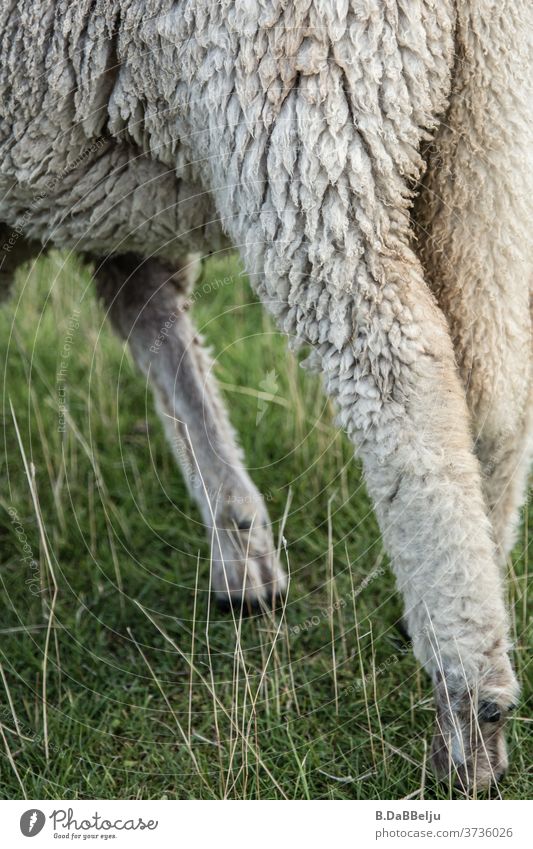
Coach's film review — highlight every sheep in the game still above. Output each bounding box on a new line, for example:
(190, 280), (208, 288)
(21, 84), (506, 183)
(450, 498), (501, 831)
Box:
(0, 0), (531, 792)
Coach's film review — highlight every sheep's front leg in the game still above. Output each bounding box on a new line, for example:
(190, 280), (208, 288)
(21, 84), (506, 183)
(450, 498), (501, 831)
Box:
(318, 270), (519, 789)
(220, 197), (517, 785)
(93, 253), (286, 605)
(189, 9), (518, 780)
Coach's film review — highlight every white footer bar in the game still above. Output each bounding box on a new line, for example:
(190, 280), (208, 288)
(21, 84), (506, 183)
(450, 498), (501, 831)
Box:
(1, 799), (531, 848)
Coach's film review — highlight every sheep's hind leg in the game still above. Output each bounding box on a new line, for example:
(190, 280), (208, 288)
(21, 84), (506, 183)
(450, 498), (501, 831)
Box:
(93, 253), (286, 606)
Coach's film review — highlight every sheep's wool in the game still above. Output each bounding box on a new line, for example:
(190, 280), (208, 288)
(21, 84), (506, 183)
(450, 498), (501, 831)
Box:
(0, 0), (531, 786)
(0, 2), (456, 316)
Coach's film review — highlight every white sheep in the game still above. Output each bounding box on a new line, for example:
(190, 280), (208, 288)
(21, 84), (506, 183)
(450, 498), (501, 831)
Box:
(0, 0), (531, 791)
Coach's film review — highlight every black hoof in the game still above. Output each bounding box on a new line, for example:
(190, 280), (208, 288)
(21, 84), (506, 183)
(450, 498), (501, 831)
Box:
(478, 701), (501, 723)
(215, 593), (268, 616)
(392, 617), (411, 646)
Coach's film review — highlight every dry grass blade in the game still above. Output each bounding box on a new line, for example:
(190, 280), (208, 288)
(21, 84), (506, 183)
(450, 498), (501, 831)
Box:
(0, 721), (27, 799)
(126, 626), (210, 793)
(133, 600), (288, 800)
(0, 662), (22, 740)
(10, 399), (58, 765)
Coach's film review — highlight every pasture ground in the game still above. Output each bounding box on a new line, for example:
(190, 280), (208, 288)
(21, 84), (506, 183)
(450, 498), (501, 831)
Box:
(0, 252), (530, 799)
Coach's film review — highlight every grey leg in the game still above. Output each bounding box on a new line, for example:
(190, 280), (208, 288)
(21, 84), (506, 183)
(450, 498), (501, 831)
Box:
(93, 253), (286, 604)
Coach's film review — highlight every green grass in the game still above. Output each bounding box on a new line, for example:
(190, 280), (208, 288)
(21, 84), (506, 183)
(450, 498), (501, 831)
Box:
(0, 251), (531, 800)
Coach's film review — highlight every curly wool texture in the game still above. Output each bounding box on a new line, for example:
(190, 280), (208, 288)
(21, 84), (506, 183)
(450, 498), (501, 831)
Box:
(0, 0), (458, 439)
(0, 0), (531, 695)
(0, 2), (455, 313)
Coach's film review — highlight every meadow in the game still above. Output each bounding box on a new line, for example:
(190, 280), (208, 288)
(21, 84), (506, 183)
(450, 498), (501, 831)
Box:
(0, 251), (530, 799)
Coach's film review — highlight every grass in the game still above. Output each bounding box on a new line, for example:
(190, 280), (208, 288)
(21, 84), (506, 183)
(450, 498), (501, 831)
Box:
(0, 250), (531, 800)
